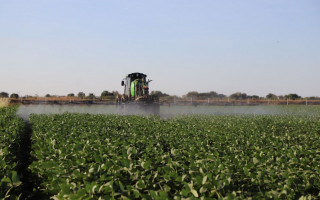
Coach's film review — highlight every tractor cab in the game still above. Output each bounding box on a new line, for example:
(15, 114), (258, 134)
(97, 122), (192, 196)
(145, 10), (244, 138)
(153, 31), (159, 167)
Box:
(121, 72), (150, 100)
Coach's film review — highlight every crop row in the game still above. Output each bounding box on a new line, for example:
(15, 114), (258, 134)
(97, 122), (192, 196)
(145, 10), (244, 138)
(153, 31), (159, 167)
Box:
(28, 113), (320, 199)
(0, 107), (25, 199)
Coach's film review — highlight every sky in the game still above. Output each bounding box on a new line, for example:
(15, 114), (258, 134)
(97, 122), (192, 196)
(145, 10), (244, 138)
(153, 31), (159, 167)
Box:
(0, 0), (319, 97)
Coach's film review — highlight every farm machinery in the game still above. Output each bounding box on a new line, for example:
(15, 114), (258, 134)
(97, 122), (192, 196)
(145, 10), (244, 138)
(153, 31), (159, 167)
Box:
(116, 72), (160, 115)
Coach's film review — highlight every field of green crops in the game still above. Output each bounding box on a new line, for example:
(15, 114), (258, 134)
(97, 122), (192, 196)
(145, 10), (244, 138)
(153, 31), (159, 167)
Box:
(0, 107), (24, 199)
(28, 113), (319, 199)
(1, 106), (320, 199)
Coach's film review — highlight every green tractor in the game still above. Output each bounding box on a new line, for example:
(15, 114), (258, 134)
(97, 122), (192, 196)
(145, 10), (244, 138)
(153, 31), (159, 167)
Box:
(116, 72), (160, 115)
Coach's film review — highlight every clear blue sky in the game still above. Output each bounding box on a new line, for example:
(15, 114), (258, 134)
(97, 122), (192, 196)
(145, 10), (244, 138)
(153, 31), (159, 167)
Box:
(1, 0), (319, 97)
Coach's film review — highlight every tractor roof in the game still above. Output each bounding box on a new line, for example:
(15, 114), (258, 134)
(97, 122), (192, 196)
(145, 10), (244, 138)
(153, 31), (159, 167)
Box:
(127, 73), (147, 79)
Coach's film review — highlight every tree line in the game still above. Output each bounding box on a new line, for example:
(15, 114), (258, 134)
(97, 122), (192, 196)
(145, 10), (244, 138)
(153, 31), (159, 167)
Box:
(150, 91), (320, 100)
(0, 91), (119, 100)
(1, 91), (319, 100)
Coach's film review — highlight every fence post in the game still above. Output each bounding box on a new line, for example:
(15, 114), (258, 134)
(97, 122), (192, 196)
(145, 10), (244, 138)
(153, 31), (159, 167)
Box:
(287, 99), (289, 105)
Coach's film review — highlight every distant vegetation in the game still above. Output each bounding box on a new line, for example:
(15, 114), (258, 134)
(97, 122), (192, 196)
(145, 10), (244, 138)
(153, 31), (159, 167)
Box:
(77, 92), (85, 99)
(10, 93), (19, 98)
(0, 92), (9, 98)
(1, 90), (319, 100)
(67, 93), (75, 97)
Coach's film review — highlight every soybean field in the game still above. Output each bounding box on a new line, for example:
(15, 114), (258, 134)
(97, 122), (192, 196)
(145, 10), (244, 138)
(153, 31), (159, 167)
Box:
(0, 107), (25, 199)
(1, 106), (320, 199)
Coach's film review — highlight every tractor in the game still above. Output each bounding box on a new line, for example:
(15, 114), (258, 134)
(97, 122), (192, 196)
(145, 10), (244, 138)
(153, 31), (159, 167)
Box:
(116, 72), (160, 115)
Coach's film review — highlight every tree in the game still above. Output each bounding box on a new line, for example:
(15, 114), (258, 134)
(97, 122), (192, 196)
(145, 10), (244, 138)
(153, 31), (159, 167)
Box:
(45, 94), (51, 97)
(150, 91), (169, 97)
(230, 92), (247, 100)
(183, 91), (226, 99)
(219, 94), (226, 99)
(198, 93), (209, 99)
(197, 91), (222, 99)
(87, 93), (95, 100)
(78, 92), (85, 99)
(101, 91), (113, 97)
(209, 91), (218, 97)
(10, 93), (19, 98)
(266, 93), (278, 100)
(186, 91), (198, 98)
(250, 95), (260, 99)
(0, 92), (9, 98)
(307, 96), (320, 100)
(67, 93), (75, 97)
(285, 94), (301, 100)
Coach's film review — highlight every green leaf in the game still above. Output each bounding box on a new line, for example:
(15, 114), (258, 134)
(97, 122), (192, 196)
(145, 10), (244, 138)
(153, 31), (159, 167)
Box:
(164, 184), (171, 192)
(191, 189), (199, 197)
(159, 191), (168, 198)
(200, 187), (207, 194)
(243, 167), (249, 176)
(119, 181), (125, 192)
(11, 171), (19, 183)
(61, 183), (71, 194)
(150, 190), (157, 198)
(133, 189), (140, 198)
(202, 175), (208, 185)
(181, 189), (189, 197)
(253, 157), (259, 164)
